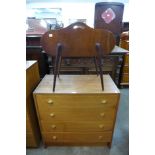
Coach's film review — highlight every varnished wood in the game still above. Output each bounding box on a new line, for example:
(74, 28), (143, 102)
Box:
(94, 2), (124, 45)
(36, 94), (118, 109)
(119, 31), (129, 85)
(41, 121), (113, 132)
(41, 22), (115, 57)
(121, 54), (129, 84)
(42, 132), (112, 143)
(121, 73), (129, 83)
(33, 75), (120, 147)
(26, 61), (41, 147)
(34, 75), (120, 94)
(41, 22), (115, 91)
(122, 65), (129, 73)
(37, 108), (115, 122)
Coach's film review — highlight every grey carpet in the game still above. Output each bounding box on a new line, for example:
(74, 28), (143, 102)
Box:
(27, 88), (129, 155)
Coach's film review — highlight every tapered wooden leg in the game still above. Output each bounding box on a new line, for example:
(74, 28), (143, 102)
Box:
(44, 144), (47, 148)
(108, 142), (112, 148)
(93, 56), (99, 76)
(58, 56), (62, 78)
(96, 43), (104, 91)
(53, 43), (63, 92)
(98, 57), (104, 91)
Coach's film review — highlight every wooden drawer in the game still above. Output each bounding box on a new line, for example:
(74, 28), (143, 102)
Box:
(121, 73), (129, 83)
(124, 54), (129, 65)
(38, 108), (115, 122)
(122, 65), (129, 73)
(41, 121), (113, 132)
(35, 94), (118, 110)
(43, 132), (112, 143)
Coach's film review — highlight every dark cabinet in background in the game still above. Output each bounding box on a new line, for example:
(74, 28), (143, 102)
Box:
(26, 46), (49, 78)
(94, 2), (124, 45)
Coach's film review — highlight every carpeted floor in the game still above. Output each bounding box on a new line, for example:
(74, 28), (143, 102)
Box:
(27, 88), (129, 155)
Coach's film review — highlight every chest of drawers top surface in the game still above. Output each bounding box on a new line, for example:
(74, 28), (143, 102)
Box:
(26, 60), (37, 70)
(33, 75), (119, 94)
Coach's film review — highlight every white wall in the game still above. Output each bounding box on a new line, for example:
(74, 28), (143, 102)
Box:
(27, 1), (129, 28)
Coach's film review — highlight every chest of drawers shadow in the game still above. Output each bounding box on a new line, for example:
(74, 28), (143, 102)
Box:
(33, 75), (120, 147)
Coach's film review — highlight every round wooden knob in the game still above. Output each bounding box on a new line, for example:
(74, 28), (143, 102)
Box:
(52, 136), (57, 140)
(48, 99), (53, 104)
(51, 124), (56, 129)
(98, 136), (103, 140)
(99, 124), (104, 129)
(101, 100), (107, 104)
(50, 113), (55, 117)
(100, 113), (105, 117)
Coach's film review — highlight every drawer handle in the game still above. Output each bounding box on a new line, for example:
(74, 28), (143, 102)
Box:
(101, 100), (107, 104)
(99, 124), (104, 129)
(52, 136), (57, 140)
(51, 124), (56, 129)
(48, 99), (53, 104)
(100, 113), (105, 117)
(50, 113), (55, 117)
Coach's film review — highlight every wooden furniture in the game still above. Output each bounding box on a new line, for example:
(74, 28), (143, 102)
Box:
(94, 2), (124, 45)
(119, 31), (129, 86)
(26, 46), (49, 78)
(26, 35), (42, 46)
(33, 75), (120, 147)
(26, 61), (41, 147)
(41, 22), (115, 91)
(49, 46), (128, 88)
(26, 37), (128, 88)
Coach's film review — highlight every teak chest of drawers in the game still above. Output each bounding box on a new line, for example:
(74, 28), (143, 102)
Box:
(26, 61), (41, 147)
(33, 75), (120, 147)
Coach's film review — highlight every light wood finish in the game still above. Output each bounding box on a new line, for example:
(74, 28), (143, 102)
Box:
(38, 108), (115, 122)
(33, 75), (120, 147)
(121, 54), (129, 84)
(42, 132), (112, 143)
(124, 53), (129, 64)
(36, 94), (118, 109)
(122, 65), (129, 73)
(121, 73), (129, 83)
(26, 61), (41, 147)
(33, 75), (119, 94)
(41, 121), (113, 132)
(119, 31), (129, 85)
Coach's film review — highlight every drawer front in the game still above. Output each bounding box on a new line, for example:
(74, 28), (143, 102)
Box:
(36, 94), (118, 110)
(121, 73), (129, 83)
(41, 121), (113, 132)
(122, 65), (129, 73)
(38, 108), (115, 122)
(43, 132), (112, 143)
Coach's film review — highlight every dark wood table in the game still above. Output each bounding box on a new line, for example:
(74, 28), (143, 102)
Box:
(26, 33), (128, 88)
